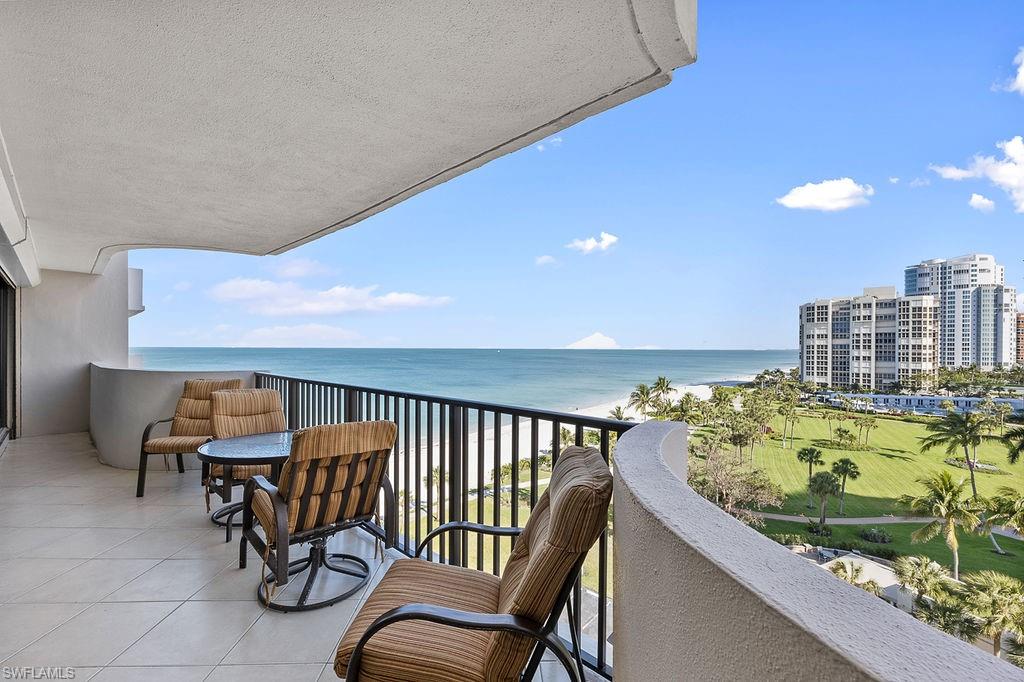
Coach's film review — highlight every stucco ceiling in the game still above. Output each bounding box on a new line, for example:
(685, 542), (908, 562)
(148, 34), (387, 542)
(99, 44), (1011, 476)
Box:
(0, 1), (695, 282)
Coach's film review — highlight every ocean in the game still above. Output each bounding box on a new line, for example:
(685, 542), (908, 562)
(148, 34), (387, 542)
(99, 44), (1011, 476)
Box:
(129, 348), (798, 413)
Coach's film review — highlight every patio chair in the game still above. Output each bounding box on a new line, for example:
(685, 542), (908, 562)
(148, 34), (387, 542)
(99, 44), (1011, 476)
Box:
(136, 378), (243, 497)
(240, 420), (398, 612)
(334, 445), (612, 682)
(205, 388), (287, 539)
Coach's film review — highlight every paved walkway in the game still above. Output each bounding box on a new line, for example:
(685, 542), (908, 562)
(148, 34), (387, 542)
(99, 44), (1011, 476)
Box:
(757, 512), (1023, 540)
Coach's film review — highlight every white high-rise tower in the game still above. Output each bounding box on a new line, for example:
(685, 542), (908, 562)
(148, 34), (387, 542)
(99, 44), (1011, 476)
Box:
(903, 254), (1017, 370)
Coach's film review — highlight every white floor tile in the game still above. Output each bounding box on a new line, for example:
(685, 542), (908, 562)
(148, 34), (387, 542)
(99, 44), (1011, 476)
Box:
(12, 558), (160, 603)
(0, 602), (88, 660)
(103, 559), (228, 602)
(0, 558), (84, 602)
(91, 665), (213, 681)
(208, 663), (326, 681)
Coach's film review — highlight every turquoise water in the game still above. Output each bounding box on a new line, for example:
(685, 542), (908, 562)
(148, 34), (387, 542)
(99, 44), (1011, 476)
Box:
(130, 348), (798, 412)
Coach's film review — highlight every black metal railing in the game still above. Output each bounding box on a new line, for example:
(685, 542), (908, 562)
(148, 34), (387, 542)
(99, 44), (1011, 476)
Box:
(255, 372), (633, 678)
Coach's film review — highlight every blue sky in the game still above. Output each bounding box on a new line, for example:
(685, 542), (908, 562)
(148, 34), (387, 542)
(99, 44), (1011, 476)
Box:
(130, 1), (1024, 350)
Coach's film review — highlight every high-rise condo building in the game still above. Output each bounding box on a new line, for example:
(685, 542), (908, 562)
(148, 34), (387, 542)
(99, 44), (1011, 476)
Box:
(799, 287), (940, 390)
(904, 254), (1018, 370)
(1018, 313), (1024, 366)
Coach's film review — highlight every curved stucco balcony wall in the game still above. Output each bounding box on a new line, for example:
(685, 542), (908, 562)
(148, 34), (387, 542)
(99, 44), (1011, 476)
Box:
(89, 364), (254, 470)
(613, 421), (1021, 681)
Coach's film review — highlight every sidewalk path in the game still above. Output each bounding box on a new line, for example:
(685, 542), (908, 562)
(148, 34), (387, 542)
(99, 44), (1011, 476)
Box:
(756, 512), (1023, 540)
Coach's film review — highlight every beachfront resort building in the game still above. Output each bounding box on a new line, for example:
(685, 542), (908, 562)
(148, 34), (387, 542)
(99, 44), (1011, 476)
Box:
(904, 254), (1018, 370)
(799, 287), (939, 391)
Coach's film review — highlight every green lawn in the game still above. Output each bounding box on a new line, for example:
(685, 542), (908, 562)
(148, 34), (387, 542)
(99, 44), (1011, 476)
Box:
(730, 409), (1024, 517)
(762, 519), (1024, 580)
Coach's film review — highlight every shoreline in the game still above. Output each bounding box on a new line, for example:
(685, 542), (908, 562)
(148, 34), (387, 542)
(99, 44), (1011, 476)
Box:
(567, 374), (764, 422)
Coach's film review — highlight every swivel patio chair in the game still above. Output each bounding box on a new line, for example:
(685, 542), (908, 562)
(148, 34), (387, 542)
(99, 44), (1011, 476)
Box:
(137, 378), (243, 497)
(240, 420), (398, 612)
(206, 388), (287, 540)
(334, 444), (612, 682)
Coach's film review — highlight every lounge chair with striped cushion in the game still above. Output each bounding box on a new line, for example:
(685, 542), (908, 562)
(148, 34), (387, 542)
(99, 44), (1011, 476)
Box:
(136, 378), (243, 497)
(334, 444), (612, 682)
(240, 420), (398, 612)
(206, 388), (287, 540)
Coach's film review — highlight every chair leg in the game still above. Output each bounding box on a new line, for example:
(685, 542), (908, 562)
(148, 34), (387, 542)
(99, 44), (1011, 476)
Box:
(239, 534), (248, 569)
(176, 453), (185, 473)
(136, 450), (149, 498)
(565, 592), (587, 681)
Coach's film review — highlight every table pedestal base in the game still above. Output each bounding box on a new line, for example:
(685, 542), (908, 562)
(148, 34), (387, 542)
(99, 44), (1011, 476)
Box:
(211, 502), (243, 542)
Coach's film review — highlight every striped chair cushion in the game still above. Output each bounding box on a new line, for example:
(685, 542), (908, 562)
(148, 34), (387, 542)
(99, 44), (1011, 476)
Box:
(277, 421), (397, 535)
(210, 463), (273, 480)
(210, 388), (286, 439)
(169, 379), (243, 438)
(486, 445), (612, 678)
(143, 435), (210, 454)
(335, 558), (500, 681)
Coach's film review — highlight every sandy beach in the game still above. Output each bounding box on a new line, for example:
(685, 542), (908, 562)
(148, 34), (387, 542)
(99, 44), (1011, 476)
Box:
(389, 377), (756, 498)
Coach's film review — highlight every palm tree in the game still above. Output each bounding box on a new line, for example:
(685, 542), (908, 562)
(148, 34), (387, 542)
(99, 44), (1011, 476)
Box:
(940, 399), (956, 413)
(820, 409), (834, 442)
(652, 376), (673, 403)
(989, 486), (1024, 535)
(809, 471), (840, 526)
(627, 384), (655, 422)
(1001, 425), (1024, 464)
(797, 447), (825, 508)
(830, 458), (861, 516)
(608, 405), (633, 422)
(919, 411), (987, 500)
(828, 560), (882, 596)
(675, 392), (698, 423)
(963, 571), (1024, 658)
(994, 402), (1014, 435)
(898, 471), (983, 580)
(914, 587), (982, 642)
(893, 555), (949, 605)
(859, 417), (877, 446)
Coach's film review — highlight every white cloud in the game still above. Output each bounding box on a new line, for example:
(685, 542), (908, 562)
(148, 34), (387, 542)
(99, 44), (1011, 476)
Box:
(535, 136), (564, 152)
(775, 178), (875, 211)
(565, 231), (619, 254)
(270, 257), (334, 278)
(172, 281), (192, 292)
(566, 332), (620, 350)
(888, 177), (900, 184)
(209, 278), (452, 316)
(929, 136), (1024, 212)
(909, 177), (931, 187)
(235, 323), (364, 348)
(968, 193), (995, 213)
(535, 255), (557, 267)
(1001, 47), (1024, 95)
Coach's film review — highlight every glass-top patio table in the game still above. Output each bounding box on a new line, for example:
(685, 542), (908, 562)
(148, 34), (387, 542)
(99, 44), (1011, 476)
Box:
(197, 431), (292, 541)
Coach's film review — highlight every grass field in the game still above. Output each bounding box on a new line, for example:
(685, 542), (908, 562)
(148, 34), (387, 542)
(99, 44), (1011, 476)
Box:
(762, 519), (1024, 580)
(725, 409), (1024, 517)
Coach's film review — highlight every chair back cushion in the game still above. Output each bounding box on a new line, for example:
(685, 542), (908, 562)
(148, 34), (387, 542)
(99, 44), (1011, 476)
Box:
(210, 388), (286, 439)
(169, 379), (243, 437)
(278, 421), (397, 535)
(487, 445), (612, 678)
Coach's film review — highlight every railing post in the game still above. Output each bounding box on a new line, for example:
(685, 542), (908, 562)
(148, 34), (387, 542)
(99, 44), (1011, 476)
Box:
(344, 388), (359, 423)
(286, 379), (299, 430)
(448, 404), (464, 566)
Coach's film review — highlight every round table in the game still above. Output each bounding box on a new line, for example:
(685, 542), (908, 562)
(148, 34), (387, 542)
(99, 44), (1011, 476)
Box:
(197, 431), (293, 541)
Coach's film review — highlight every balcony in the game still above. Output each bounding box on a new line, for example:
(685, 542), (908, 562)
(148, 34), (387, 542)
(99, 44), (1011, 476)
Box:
(5, 370), (1020, 680)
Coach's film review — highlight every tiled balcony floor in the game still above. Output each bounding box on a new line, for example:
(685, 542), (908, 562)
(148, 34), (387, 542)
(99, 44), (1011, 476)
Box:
(0, 433), (571, 681)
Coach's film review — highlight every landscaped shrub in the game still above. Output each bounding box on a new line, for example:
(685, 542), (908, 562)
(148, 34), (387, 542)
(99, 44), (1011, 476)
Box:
(859, 527), (893, 544)
(943, 457), (1006, 475)
(806, 521), (832, 537)
(768, 533), (807, 546)
(828, 539), (900, 561)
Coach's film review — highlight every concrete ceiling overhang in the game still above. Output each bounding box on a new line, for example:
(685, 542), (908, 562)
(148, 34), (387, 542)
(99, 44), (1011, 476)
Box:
(0, 1), (696, 283)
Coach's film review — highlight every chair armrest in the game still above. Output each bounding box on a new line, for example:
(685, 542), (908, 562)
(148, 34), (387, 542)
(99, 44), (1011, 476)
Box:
(243, 476), (289, 545)
(345, 604), (579, 682)
(415, 521), (523, 558)
(141, 417), (173, 445)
